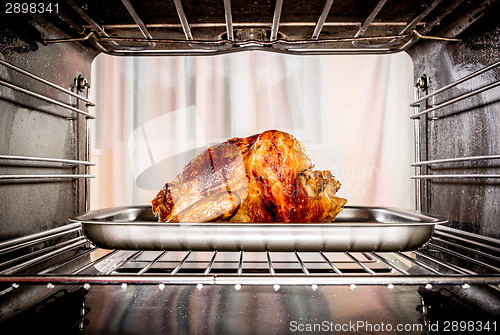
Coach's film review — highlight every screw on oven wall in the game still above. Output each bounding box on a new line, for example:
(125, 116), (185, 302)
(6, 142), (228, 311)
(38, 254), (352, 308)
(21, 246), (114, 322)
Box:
(159, 283), (166, 290)
(196, 283), (204, 290)
(416, 76), (427, 90)
(273, 284), (280, 291)
(234, 283), (242, 291)
(77, 75), (90, 92)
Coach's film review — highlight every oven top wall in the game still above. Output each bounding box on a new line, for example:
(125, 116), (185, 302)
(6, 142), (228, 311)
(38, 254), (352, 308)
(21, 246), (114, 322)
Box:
(1, 0), (494, 56)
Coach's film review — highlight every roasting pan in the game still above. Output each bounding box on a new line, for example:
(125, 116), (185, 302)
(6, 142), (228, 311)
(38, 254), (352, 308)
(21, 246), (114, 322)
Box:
(72, 206), (445, 252)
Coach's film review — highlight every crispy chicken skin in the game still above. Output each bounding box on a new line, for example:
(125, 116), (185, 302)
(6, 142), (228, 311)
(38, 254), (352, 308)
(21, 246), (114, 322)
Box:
(152, 130), (347, 223)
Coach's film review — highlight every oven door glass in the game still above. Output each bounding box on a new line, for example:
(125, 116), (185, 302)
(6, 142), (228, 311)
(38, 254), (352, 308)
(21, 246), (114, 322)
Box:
(90, 52), (414, 211)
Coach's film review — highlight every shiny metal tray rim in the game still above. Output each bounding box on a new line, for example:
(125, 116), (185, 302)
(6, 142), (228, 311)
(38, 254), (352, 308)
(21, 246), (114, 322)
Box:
(72, 206), (446, 252)
(72, 205), (444, 227)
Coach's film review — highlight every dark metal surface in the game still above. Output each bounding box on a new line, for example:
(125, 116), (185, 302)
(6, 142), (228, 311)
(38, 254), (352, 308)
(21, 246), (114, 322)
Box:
(0, 9), (98, 240)
(0, 284), (431, 335)
(2, 284), (499, 334)
(407, 0), (500, 239)
(28, 0), (496, 55)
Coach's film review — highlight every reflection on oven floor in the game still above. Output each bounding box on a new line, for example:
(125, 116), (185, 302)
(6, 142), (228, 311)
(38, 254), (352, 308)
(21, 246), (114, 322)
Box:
(0, 285), (426, 335)
(2, 283), (498, 334)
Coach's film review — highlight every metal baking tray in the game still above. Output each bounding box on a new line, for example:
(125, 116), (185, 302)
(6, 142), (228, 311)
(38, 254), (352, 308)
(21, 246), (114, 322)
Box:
(72, 206), (445, 252)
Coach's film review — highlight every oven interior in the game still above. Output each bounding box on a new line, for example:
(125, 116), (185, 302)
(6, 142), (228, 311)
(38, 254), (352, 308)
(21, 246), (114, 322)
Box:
(1, 0), (499, 333)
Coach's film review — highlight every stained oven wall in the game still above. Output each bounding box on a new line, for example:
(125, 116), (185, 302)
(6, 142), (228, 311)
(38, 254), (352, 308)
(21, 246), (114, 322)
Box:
(0, 14), (97, 240)
(407, 14), (500, 239)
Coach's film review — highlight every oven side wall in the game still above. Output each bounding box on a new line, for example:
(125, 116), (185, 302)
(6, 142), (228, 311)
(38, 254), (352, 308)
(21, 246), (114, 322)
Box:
(407, 14), (500, 238)
(0, 14), (98, 240)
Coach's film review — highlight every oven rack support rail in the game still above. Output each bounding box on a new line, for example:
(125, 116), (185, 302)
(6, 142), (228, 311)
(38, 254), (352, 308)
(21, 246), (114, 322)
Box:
(0, 223), (499, 294)
(0, 59), (96, 208)
(39, 0), (491, 56)
(410, 59), (500, 192)
(0, 59), (95, 118)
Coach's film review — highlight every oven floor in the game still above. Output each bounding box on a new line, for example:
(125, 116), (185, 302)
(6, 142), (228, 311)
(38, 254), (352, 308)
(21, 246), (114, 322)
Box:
(2, 283), (497, 334)
(1, 284), (432, 335)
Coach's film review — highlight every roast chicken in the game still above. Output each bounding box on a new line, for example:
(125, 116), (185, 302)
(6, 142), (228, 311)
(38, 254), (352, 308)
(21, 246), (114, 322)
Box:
(151, 130), (347, 223)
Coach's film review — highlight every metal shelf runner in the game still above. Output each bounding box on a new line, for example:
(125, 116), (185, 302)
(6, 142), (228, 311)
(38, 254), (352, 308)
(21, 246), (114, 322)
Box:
(0, 58), (96, 182)
(411, 59), (500, 181)
(0, 224), (499, 294)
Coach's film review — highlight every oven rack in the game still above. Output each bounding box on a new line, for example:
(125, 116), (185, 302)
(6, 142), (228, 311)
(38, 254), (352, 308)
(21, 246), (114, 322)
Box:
(0, 223), (499, 294)
(411, 59), (500, 184)
(0, 59), (95, 118)
(41, 0), (489, 55)
(0, 58), (95, 184)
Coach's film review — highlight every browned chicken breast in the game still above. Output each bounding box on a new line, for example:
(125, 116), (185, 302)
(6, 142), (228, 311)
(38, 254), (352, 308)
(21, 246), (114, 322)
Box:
(152, 130), (347, 223)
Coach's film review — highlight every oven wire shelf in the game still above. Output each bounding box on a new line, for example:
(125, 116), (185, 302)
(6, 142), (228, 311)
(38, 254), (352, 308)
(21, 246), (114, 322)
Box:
(411, 59), (500, 191)
(0, 223), (499, 296)
(0, 58), (96, 182)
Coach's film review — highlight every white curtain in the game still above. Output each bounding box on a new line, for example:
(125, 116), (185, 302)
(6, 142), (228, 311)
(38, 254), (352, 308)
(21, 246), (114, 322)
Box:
(90, 51), (415, 210)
